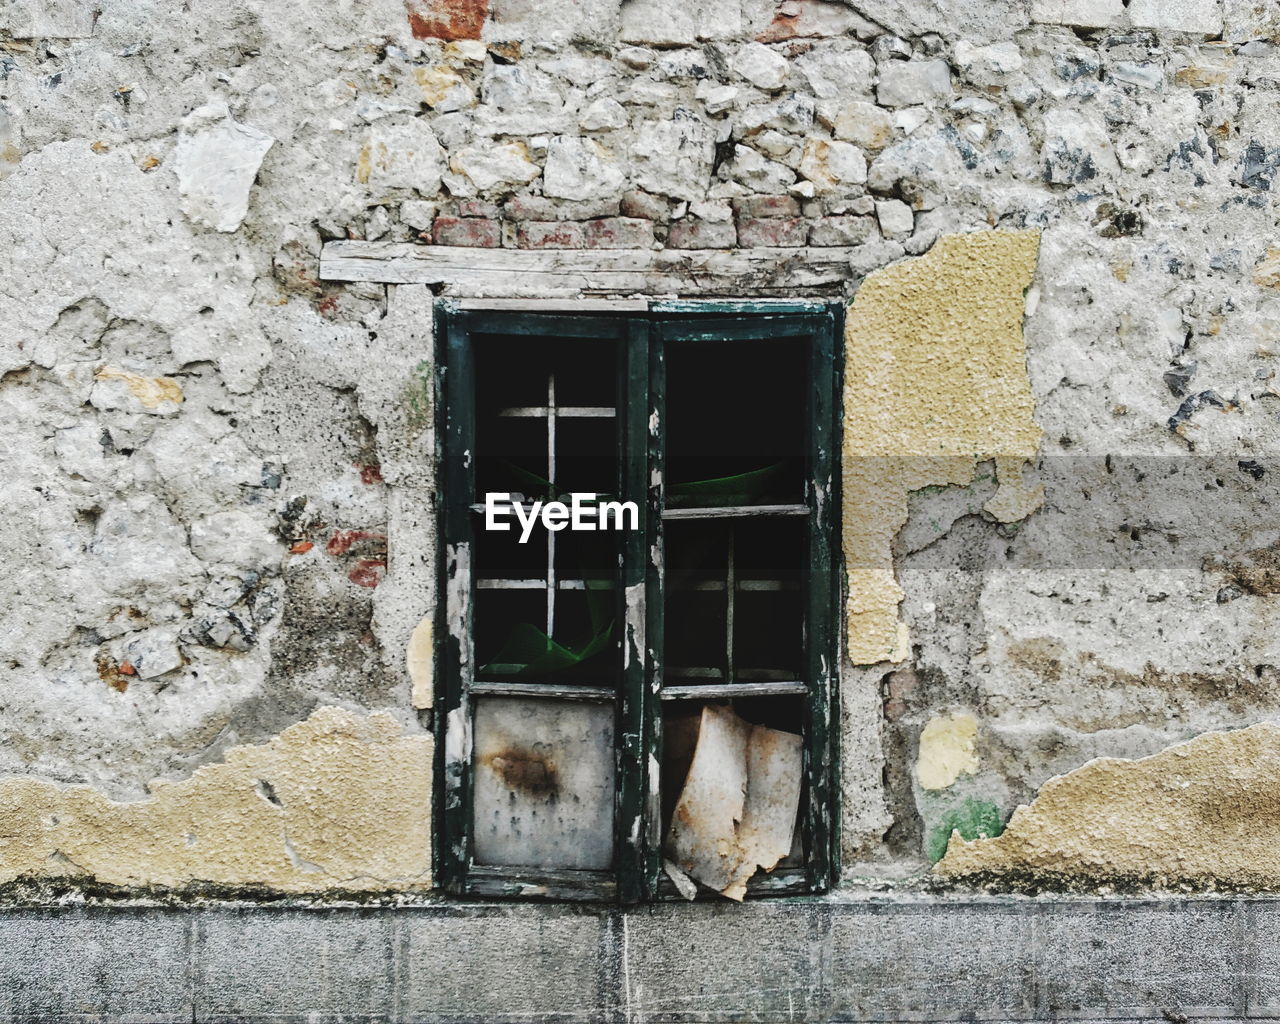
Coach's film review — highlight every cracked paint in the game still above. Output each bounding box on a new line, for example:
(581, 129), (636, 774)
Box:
(842, 230), (1043, 664)
(0, 707), (432, 892)
(936, 723), (1280, 890)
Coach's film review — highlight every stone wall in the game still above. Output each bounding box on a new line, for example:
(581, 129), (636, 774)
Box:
(2, 0), (1279, 896)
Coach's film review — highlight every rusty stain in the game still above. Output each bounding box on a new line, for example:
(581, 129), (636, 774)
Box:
(94, 653), (130, 693)
(484, 748), (560, 799)
(1210, 542), (1280, 595)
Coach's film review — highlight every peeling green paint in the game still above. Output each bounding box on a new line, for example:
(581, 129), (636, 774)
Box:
(927, 798), (1005, 865)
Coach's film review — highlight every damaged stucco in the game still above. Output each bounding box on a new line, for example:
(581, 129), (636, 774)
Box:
(0, 706), (432, 892)
(3, 0), (1280, 901)
(842, 229), (1043, 665)
(936, 722), (1280, 891)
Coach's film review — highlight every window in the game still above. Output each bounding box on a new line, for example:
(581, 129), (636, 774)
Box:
(435, 301), (841, 902)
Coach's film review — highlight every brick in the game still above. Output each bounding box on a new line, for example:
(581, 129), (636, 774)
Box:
(404, 0), (489, 40)
(457, 198), (500, 218)
(620, 188), (670, 222)
(731, 193), (801, 218)
(667, 217), (737, 249)
(584, 216), (654, 249)
(516, 220), (586, 248)
(431, 216), (501, 247)
(736, 216), (807, 247)
(504, 195), (620, 221)
(809, 214), (877, 246)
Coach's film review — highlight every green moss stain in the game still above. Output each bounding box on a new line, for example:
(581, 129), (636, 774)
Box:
(404, 359), (433, 432)
(927, 798), (1005, 864)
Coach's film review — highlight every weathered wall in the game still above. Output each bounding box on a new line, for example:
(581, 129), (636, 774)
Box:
(2, 0), (1279, 895)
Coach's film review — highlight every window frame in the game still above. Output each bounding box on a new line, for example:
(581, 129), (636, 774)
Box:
(434, 299), (843, 903)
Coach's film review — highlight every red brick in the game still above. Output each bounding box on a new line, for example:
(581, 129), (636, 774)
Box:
(732, 194), (801, 218)
(584, 217), (655, 249)
(432, 216), (501, 247)
(516, 221), (586, 249)
(667, 218), (737, 249)
(457, 199), (500, 218)
(736, 216), (807, 247)
(404, 0), (489, 40)
(504, 196), (620, 221)
(808, 215), (877, 246)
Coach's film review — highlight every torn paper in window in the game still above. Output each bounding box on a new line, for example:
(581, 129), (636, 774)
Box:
(664, 704), (802, 901)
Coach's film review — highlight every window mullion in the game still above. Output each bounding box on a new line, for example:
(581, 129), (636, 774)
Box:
(616, 315), (655, 903)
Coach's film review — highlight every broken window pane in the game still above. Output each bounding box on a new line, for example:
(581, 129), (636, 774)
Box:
(665, 338), (808, 509)
(660, 702), (803, 900)
(472, 697), (616, 871)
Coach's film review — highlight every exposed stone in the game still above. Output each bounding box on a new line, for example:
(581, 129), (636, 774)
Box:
(543, 136), (626, 201)
(726, 144), (797, 192)
(357, 121), (446, 196)
(799, 138), (868, 193)
(632, 112), (716, 201)
(876, 59), (953, 108)
(730, 42), (790, 92)
(875, 198), (914, 237)
(1129, 0), (1225, 35)
(579, 97), (629, 131)
(952, 41), (1025, 87)
(174, 102), (274, 233)
(809, 214), (877, 246)
(1040, 107), (1119, 185)
(833, 101), (895, 151)
(449, 141), (541, 192)
(757, 0), (873, 41)
(1030, 0), (1124, 27)
(793, 48), (876, 100)
(695, 82), (739, 115)
(414, 66), (475, 111)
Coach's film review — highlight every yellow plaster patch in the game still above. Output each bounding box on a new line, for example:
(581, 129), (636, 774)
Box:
(842, 230), (1042, 664)
(0, 707), (432, 892)
(916, 711), (979, 790)
(407, 616), (433, 710)
(936, 723), (1280, 889)
(94, 366), (183, 410)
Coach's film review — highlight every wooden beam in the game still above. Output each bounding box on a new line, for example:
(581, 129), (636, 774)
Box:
(318, 242), (862, 296)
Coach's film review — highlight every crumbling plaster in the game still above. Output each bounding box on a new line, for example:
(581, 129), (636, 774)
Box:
(1, 0), (1279, 896)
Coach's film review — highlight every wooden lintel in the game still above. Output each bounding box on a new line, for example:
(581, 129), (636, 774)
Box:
(319, 242), (861, 297)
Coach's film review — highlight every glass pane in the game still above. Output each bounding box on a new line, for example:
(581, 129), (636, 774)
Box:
(472, 697), (616, 870)
(664, 338), (808, 508)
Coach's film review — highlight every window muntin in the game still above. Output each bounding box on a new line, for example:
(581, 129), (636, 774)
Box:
(437, 304), (840, 902)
